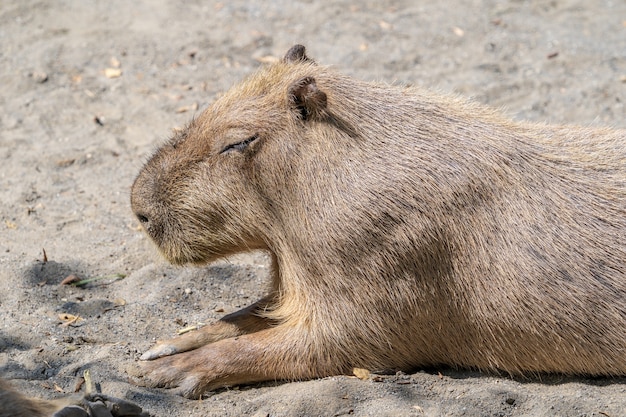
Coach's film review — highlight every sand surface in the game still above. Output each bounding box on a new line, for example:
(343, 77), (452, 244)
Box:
(1, 0), (625, 416)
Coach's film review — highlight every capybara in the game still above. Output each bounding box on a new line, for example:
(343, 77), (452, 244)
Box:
(0, 378), (78, 417)
(0, 377), (147, 417)
(130, 44), (626, 398)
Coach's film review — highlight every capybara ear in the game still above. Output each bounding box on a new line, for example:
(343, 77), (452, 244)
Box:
(288, 76), (328, 120)
(283, 44), (312, 64)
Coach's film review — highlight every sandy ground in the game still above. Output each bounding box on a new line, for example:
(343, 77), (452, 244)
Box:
(1, 0), (625, 416)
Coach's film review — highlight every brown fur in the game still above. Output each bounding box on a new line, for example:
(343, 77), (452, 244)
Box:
(0, 377), (147, 416)
(129, 44), (626, 398)
(0, 378), (70, 417)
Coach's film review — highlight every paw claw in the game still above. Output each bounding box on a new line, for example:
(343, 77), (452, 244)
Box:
(127, 348), (214, 397)
(126, 362), (150, 387)
(126, 361), (167, 388)
(176, 375), (205, 399)
(140, 344), (178, 360)
(126, 357), (189, 390)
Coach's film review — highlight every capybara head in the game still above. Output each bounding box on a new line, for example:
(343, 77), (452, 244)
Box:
(131, 45), (336, 265)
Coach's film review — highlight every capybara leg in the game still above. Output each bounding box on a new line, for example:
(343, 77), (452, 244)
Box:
(130, 325), (339, 398)
(140, 297), (274, 360)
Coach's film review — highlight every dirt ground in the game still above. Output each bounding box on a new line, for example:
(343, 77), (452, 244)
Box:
(1, 0), (625, 416)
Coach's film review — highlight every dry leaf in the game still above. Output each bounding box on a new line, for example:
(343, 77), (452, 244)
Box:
(167, 92), (183, 100)
(5, 220), (17, 229)
(353, 367), (371, 380)
(453, 27), (465, 37)
(255, 55), (279, 64)
(58, 313), (81, 326)
(176, 103), (199, 113)
(178, 325), (198, 335)
(178, 323), (205, 335)
(54, 384), (64, 393)
(60, 274), (81, 286)
(379, 20), (392, 30)
(104, 68), (122, 78)
(73, 377), (85, 393)
(114, 298), (126, 306)
(56, 158), (76, 167)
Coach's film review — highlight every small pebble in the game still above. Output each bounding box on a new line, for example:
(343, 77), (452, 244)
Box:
(32, 71), (48, 83)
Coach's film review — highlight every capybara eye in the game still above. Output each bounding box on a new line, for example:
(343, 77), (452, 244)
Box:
(220, 134), (259, 154)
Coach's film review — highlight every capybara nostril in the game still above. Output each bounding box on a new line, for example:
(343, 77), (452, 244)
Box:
(136, 213), (149, 225)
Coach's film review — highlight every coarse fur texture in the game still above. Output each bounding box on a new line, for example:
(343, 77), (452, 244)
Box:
(0, 378), (70, 417)
(0, 378), (148, 417)
(129, 45), (626, 398)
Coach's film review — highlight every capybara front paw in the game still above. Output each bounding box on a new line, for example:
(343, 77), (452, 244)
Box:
(127, 359), (180, 389)
(127, 356), (208, 399)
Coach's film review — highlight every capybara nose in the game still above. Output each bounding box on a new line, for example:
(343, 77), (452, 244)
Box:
(134, 211), (156, 236)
